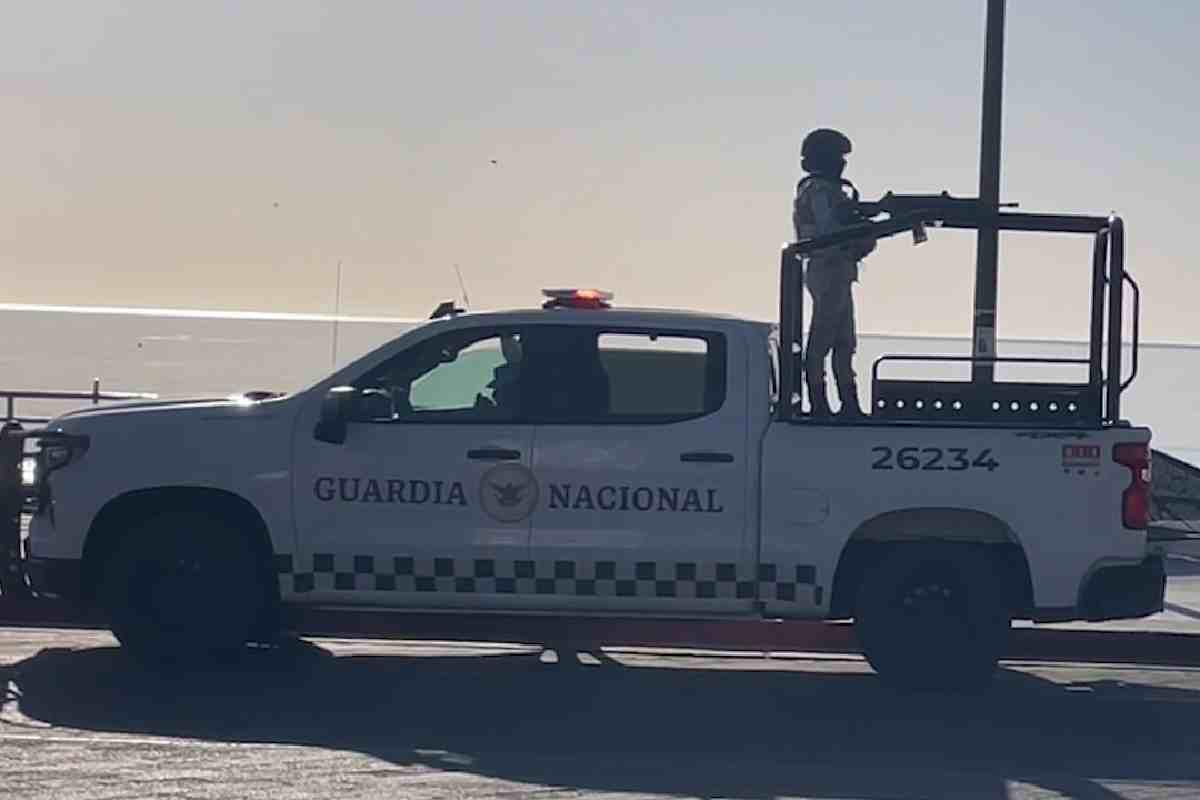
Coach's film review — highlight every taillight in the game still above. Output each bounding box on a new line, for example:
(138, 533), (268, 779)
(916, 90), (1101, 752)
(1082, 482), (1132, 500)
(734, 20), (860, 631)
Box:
(1113, 443), (1151, 530)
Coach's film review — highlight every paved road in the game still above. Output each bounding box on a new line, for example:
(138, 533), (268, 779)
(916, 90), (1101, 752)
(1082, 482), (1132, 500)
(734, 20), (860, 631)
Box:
(4, 628), (1200, 800)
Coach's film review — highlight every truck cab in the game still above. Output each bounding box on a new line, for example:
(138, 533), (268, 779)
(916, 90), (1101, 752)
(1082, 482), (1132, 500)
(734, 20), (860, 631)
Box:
(291, 300), (769, 617)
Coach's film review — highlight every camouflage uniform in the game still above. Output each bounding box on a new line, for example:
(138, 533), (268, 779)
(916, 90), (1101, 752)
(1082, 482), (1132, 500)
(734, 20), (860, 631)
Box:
(793, 174), (872, 417)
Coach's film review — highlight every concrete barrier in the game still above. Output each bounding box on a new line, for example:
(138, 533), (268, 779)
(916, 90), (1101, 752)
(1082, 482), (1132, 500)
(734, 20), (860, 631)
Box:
(1154, 449), (1200, 525)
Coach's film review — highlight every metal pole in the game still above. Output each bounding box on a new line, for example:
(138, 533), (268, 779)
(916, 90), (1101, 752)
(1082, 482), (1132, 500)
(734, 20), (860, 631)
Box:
(778, 246), (798, 421)
(1106, 218), (1126, 423)
(971, 0), (1005, 383)
(1088, 229), (1109, 390)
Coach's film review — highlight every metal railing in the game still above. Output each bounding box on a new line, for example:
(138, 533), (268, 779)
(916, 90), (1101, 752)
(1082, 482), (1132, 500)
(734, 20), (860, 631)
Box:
(2, 378), (158, 425)
(778, 211), (1138, 426)
(2, 378), (157, 488)
(1, 380), (158, 598)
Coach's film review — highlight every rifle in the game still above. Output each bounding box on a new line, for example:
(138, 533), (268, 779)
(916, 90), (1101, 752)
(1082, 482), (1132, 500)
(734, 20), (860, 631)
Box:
(854, 190), (1018, 222)
(832, 189), (1018, 246)
(795, 187), (1022, 254)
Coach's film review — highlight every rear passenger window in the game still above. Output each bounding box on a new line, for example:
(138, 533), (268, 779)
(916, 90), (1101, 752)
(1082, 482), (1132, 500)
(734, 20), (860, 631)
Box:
(597, 332), (725, 421)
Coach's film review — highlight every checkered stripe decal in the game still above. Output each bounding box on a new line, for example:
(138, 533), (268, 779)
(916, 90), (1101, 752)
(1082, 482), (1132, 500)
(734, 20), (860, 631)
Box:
(275, 554), (818, 603)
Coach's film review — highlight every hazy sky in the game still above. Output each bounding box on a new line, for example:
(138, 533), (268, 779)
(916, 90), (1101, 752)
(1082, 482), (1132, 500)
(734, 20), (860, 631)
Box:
(2, 1), (1198, 341)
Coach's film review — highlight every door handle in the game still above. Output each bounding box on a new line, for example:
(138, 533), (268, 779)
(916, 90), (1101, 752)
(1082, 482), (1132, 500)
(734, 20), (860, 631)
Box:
(680, 451), (735, 464)
(467, 448), (522, 461)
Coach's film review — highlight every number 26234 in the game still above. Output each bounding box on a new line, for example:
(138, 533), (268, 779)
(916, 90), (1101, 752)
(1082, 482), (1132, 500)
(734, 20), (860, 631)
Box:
(871, 446), (1000, 472)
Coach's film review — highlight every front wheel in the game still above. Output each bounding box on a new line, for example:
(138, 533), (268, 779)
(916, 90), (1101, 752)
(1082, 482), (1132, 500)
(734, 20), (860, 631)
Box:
(100, 510), (268, 664)
(855, 544), (1010, 690)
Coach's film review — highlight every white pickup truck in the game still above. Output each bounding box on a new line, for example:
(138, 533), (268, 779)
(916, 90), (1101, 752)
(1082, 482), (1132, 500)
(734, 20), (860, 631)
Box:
(24, 281), (1163, 689)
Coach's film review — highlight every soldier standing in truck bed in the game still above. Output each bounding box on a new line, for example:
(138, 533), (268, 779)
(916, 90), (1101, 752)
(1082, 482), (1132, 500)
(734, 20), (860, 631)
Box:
(793, 128), (875, 419)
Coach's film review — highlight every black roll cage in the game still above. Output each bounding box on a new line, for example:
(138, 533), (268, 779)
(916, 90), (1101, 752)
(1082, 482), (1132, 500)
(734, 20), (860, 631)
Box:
(777, 210), (1139, 427)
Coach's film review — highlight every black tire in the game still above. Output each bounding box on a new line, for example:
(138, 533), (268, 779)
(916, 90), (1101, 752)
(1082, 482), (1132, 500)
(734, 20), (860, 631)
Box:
(99, 510), (268, 664)
(855, 544), (1010, 691)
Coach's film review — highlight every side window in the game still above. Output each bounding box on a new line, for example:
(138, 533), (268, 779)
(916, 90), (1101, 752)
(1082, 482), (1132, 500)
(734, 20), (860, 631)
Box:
(408, 338), (506, 411)
(598, 333), (720, 419)
(516, 326), (725, 424)
(353, 329), (524, 422)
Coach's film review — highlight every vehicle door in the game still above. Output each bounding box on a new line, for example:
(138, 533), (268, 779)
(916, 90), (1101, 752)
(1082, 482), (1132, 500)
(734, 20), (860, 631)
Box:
(526, 323), (756, 613)
(290, 325), (540, 609)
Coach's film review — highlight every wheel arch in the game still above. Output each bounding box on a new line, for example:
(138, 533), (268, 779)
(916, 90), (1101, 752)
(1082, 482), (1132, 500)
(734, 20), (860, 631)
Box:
(80, 486), (279, 609)
(828, 507), (1034, 619)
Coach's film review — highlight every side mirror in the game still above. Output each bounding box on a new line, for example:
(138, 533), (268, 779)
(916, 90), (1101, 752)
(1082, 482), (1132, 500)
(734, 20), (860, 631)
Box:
(314, 386), (357, 444)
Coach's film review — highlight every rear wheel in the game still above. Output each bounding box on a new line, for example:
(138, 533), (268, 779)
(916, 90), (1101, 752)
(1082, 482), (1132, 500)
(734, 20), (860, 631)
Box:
(855, 544), (1010, 690)
(100, 510), (267, 664)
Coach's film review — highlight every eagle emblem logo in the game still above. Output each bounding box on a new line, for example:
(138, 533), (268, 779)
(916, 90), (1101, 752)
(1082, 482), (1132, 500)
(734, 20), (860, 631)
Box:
(479, 463), (539, 523)
(490, 481), (527, 508)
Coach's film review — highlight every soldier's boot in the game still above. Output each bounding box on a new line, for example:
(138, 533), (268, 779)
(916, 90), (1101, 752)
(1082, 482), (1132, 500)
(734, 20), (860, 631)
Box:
(805, 368), (834, 419)
(837, 379), (865, 419)
(833, 352), (865, 419)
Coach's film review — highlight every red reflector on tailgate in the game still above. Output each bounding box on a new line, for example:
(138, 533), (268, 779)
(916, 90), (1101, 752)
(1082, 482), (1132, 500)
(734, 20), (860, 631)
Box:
(1113, 443), (1151, 530)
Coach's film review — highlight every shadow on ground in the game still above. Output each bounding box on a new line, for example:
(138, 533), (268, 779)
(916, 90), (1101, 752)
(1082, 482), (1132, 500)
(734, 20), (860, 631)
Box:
(5, 640), (1200, 799)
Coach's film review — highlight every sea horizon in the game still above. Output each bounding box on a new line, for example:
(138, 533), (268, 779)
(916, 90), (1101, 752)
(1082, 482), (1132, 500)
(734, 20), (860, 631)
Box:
(2, 303), (1196, 463)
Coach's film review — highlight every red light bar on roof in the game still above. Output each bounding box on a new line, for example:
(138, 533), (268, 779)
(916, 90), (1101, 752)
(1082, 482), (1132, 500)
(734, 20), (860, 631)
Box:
(541, 288), (614, 309)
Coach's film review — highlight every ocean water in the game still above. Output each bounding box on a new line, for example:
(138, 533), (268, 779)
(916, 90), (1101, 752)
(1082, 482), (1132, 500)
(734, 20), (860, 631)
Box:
(2, 304), (1197, 464)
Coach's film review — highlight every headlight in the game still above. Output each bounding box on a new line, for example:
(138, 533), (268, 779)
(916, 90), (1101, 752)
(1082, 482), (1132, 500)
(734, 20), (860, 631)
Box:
(21, 457), (36, 486)
(35, 434), (89, 478)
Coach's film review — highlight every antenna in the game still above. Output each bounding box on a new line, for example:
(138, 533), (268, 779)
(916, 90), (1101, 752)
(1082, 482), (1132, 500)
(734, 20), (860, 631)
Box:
(330, 260), (343, 370)
(453, 264), (470, 310)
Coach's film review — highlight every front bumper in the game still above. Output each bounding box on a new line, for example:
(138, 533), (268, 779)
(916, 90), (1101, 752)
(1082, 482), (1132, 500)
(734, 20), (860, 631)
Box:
(1079, 556), (1166, 622)
(25, 557), (83, 604)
